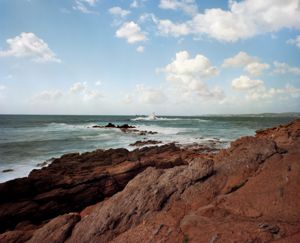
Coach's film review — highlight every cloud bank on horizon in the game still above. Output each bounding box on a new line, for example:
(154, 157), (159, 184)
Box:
(0, 0), (299, 115)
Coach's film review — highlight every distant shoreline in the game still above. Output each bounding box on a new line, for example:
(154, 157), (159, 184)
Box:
(0, 112), (299, 117)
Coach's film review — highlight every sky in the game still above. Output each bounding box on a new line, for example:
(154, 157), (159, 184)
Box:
(0, 0), (300, 115)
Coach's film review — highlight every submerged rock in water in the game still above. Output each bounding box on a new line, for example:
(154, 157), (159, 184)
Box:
(91, 122), (157, 135)
(129, 140), (162, 147)
(2, 169), (14, 173)
(105, 122), (116, 128)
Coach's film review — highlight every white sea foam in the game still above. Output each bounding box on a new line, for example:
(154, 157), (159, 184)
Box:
(46, 122), (97, 130)
(0, 163), (38, 183)
(131, 116), (208, 122)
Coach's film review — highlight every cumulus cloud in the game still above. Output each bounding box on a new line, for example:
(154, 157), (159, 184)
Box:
(0, 32), (61, 63)
(33, 90), (63, 101)
(160, 51), (223, 100)
(124, 84), (166, 104)
(157, 19), (190, 37)
(109, 6), (130, 18)
(136, 46), (145, 53)
(287, 35), (300, 49)
(32, 82), (103, 104)
(139, 13), (158, 24)
(159, 0), (198, 16)
(136, 84), (166, 104)
(82, 90), (103, 101)
(116, 21), (147, 43)
(247, 85), (300, 101)
(231, 75), (263, 90)
(73, 0), (98, 14)
(162, 51), (218, 79)
(156, 0), (300, 42)
(130, 0), (147, 8)
(231, 75), (300, 101)
(223, 52), (269, 76)
(273, 61), (300, 75)
(69, 82), (103, 101)
(70, 82), (87, 93)
(244, 62), (270, 76)
(222, 52), (258, 67)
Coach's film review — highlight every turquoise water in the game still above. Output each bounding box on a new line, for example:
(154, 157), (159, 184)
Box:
(0, 114), (297, 182)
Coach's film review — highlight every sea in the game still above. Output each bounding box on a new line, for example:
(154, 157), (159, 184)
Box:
(0, 114), (298, 183)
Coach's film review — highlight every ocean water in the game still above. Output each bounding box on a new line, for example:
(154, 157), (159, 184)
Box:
(0, 114), (297, 183)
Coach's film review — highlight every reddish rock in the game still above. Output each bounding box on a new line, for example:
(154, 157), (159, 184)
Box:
(0, 230), (34, 243)
(0, 144), (196, 233)
(109, 118), (300, 243)
(1, 119), (300, 242)
(66, 158), (213, 243)
(27, 213), (80, 243)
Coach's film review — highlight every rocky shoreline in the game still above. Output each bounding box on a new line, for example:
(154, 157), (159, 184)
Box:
(0, 119), (300, 242)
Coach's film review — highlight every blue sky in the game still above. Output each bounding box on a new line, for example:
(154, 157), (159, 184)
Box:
(0, 0), (300, 115)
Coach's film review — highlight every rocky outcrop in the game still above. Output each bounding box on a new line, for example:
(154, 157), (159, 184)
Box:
(1, 119), (300, 242)
(67, 158), (213, 243)
(27, 213), (80, 243)
(129, 140), (162, 147)
(110, 118), (300, 243)
(92, 123), (158, 135)
(0, 144), (197, 233)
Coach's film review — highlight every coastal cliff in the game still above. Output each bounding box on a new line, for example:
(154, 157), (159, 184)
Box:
(0, 119), (300, 242)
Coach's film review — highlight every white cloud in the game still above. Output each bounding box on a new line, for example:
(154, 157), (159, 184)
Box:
(0, 32), (61, 63)
(83, 0), (97, 5)
(231, 75), (300, 101)
(33, 90), (63, 101)
(231, 75), (263, 90)
(124, 94), (134, 104)
(139, 13), (158, 24)
(160, 51), (223, 100)
(159, 0), (198, 16)
(223, 52), (269, 76)
(130, 0), (147, 8)
(116, 21), (147, 43)
(82, 90), (103, 101)
(135, 84), (166, 104)
(136, 45), (145, 52)
(109, 7), (130, 18)
(130, 0), (139, 8)
(69, 82), (103, 100)
(124, 84), (166, 105)
(247, 85), (300, 101)
(70, 82), (87, 93)
(287, 35), (300, 48)
(162, 51), (219, 79)
(157, 19), (190, 37)
(73, 0), (98, 14)
(244, 62), (270, 76)
(222, 52), (258, 67)
(156, 0), (300, 42)
(33, 82), (103, 103)
(273, 61), (300, 75)
(95, 81), (102, 86)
